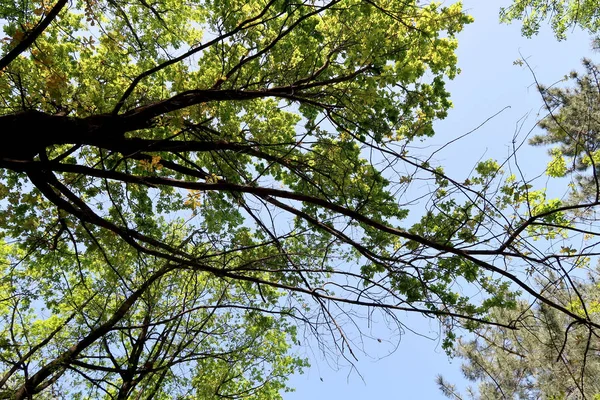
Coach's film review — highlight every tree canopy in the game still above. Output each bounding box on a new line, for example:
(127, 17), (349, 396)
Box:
(2, 0), (600, 398)
(438, 273), (600, 399)
(500, 0), (600, 39)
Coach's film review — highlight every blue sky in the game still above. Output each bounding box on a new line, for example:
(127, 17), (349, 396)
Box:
(285, 1), (594, 399)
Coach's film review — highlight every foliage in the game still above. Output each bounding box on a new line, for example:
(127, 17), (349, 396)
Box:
(530, 59), (600, 203)
(0, 0), (480, 397)
(437, 49), (600, 400)
(436, 1), (600, 399)
(0, 230), (307, 399)
(437, 274), (600, 399)
(1, 0), (600, 398)
(500, 0), (600, 39)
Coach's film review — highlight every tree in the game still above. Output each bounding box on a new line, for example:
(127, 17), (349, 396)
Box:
(500, 0), (600, 39)
(530, 59), (600, 203)
(0, 234), (308, 399)
(2, 0), (600, 398)
(437, 54), (600, 400)
(437, 274), (600, 399)
(0, 1), (479, 397)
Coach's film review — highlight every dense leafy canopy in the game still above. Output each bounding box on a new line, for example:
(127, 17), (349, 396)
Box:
(0, 0), (479, 397)
(2, 0), (600, 398)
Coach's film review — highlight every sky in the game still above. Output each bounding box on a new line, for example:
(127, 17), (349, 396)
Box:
(285, 1), (595, 399)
